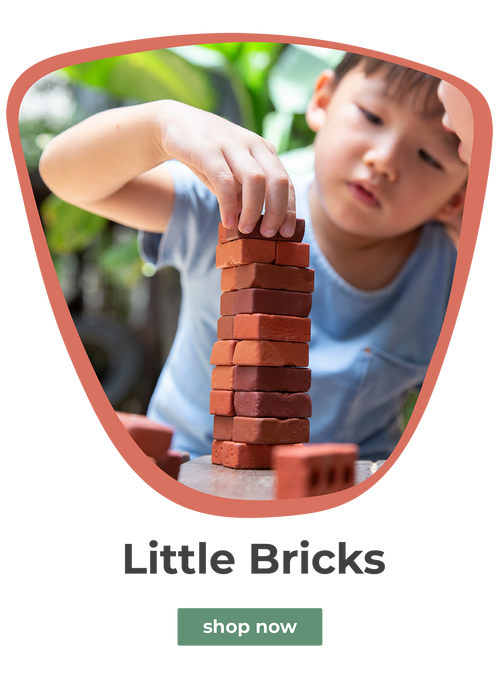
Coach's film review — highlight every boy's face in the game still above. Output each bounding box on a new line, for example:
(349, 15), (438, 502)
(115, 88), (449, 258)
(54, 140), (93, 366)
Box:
(307, 67), (469, 242)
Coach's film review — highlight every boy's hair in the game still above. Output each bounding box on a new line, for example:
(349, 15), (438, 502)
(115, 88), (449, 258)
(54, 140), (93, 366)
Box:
(334, 53), (442, 117)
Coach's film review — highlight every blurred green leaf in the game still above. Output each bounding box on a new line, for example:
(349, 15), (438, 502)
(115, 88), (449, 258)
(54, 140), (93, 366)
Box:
(171, 43), (284, 133)
(41, 195), (107, 254)
(235, 43), (282, 89)
(263, 111), (294, 154)
(268, 45), (344, 114)
(99, 238), (143, 288)
(63, 49), (216, 109)
(201, 42), (244, 62)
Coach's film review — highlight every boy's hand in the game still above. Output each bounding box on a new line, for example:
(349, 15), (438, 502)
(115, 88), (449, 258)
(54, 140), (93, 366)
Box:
(157, 101), (297, 238)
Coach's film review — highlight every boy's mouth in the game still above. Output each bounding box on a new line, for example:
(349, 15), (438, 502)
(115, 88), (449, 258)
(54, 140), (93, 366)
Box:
(347, 181), (381, 208)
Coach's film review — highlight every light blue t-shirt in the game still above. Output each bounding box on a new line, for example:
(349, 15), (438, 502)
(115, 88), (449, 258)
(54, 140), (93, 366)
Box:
(140, 161), (456, 461)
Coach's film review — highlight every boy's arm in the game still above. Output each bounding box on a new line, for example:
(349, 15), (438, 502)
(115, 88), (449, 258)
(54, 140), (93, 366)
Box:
(39, 101), (175, 233)
(39, 100), (296, 237)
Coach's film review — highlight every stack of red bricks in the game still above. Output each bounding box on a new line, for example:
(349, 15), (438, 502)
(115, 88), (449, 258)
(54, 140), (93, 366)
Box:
(210, 216), (314, 469)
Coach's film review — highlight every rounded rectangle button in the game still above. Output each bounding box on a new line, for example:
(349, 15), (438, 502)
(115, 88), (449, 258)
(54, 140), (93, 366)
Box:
(178, 608), (322, 646)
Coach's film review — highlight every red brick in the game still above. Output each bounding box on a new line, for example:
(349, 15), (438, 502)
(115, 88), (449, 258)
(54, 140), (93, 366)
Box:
(275, 241), (310, 267)
(233, 365), (311, 392)
(233, 416), (310, 444)
(116, 412), (174, 460)
(218, 217), (305, 243)
(272, 443), (359, 499)
(233, 313), (311, 342)
(220, 266), (237, 292)
(218, 441), (277, 469)
(116, 412), (180, 479)
(215, 239), (275, 268)
(233, 340), (309, 367)
(211, 439), (224, 464)
(155, 452), (183, 480)
(217, 316), (234, 340)
(234, 263), (314, 292)
(221, 288), (312, 317)
(210, 340), (237, 365)
(213, 415), (233, 440)
(234, 391), (312, 418)
(211, 365), (235, 390)
(219, 291), (236, 316)
(209, 390), (235, 416)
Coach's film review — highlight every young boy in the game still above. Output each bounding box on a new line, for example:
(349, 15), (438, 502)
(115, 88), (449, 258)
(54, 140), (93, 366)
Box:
(39, 52), (469, 461)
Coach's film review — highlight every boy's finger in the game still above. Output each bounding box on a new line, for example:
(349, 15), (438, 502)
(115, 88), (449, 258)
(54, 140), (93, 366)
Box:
(238, 170), (269, 234)
(199, 155), (243, 228)
(223, 152), (268, 233)
(278, 210), (298, 239)
(258, 179), (295, 238)
(264, 177), (296, 239)
(201, 148), (264, 231)
(279, 180), (297, 237)
(214, 174), (242, 229)
(249, 146), (295, 238)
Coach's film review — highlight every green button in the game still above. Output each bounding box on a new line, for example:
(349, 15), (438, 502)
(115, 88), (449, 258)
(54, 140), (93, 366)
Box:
(178, 608), (322, 646)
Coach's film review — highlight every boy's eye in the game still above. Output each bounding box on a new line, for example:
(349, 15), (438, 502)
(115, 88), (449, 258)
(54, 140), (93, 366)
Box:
(419, 149), (443, 170)
(359, 107), (383, 125)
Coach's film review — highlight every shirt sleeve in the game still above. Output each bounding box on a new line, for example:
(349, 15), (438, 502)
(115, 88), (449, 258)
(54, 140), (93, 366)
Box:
(138, 160), (221, 276)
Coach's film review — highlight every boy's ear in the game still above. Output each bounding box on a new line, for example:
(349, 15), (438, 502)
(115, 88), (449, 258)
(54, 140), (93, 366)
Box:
(432, 184), (467, 248)
(306, 69), (337, 132)
(433, 183), (467, 222)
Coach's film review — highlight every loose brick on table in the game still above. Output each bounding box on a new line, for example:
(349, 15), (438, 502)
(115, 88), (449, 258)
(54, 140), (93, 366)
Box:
(116, 412), (181, 479)
(116, 411), (174, 460)
(233, 340), (309, 367)
(210, 340), (238, 365)
(234, 391), (312, 418)
(275, 241), (310, 267)
(217, 316), (234, 340)
(232, 263), (314, 293)
(213, 415), (233, 441)
(233, 365), (311, 392)
(155, 452), (183, 479)
(216, 238), (275, 268)
(211, 365), (235, 390)
(209, 389), (235, 416)
(272, 443), (359, 499)
(218, 217), (305, 244)
(233, 313), (311, 342)
(212, 440), (278, 469)
(232, 416), (310, 444)
(220, 288), (312, 318)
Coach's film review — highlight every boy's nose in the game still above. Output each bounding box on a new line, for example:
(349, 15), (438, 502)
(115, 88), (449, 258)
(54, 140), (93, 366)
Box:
(363, 143), (399, 182)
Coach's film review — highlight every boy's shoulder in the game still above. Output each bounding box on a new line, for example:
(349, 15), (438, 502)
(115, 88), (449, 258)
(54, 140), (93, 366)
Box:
(140, 161), (221, 275)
